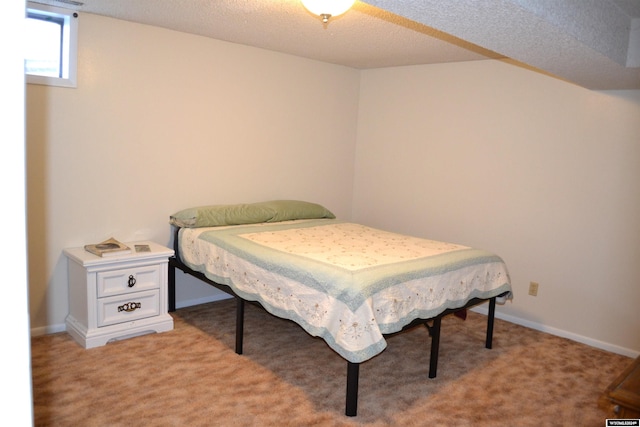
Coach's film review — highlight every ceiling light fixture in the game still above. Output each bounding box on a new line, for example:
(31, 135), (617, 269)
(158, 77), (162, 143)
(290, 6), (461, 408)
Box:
(301, 0), (355, 24)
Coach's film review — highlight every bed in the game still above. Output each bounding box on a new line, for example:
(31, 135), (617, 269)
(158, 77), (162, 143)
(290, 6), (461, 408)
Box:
(167, 200), (512, 416)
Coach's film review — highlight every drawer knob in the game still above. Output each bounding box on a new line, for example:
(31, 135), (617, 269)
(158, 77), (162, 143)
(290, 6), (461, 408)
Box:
(127, 275), (136, 287)
(118, 302), (141, 312)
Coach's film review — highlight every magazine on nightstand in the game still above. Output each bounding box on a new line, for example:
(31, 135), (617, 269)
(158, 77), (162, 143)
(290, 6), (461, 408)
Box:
(84, 237), (131, 257)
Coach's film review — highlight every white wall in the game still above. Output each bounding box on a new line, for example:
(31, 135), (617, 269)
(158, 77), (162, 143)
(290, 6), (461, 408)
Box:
(27, 12), (640, 357)
(354, 60), (640, 355)
(26, 13), (360, 333)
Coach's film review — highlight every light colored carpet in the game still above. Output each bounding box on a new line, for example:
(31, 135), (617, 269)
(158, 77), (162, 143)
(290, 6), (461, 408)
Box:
(31, 299), (631, 426)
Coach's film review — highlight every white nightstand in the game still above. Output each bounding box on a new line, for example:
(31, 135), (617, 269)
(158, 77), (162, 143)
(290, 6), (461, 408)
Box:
(63, 241), (174, 349)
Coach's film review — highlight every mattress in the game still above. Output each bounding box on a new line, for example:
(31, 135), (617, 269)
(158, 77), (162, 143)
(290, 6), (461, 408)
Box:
(178, 219), (511, 363)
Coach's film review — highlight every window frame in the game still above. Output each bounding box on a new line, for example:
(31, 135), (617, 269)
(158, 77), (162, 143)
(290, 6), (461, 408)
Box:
(25, 2), (78, 88)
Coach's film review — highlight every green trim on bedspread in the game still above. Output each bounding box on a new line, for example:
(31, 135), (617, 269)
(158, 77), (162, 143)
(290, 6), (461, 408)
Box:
(197, 220), (507, 311)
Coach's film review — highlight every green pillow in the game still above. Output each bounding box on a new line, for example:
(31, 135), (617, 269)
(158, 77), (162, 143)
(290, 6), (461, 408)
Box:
(262, 200), (335, 223)
(170, 200), (335, 228)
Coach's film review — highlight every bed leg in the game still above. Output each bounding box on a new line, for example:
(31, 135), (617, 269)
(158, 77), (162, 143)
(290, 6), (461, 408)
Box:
(486, 296), (497, 349)
(235, 298), (245, 355)
(168, 258), (176, 312)
(346, 362), (359, 417)
(428, 316), (442, 378)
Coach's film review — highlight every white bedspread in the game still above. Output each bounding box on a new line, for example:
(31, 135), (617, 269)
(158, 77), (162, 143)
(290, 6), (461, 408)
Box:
(178, 219), (511, 363)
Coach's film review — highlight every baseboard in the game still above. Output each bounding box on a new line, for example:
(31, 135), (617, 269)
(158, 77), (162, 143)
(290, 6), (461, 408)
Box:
(472, 306), (640, 359)
(31, 323), (66, 337)
(175, 293), (232, 310)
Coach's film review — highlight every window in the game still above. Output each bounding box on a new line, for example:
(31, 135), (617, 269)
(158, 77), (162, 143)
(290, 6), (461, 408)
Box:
(25, 2), (78, 88)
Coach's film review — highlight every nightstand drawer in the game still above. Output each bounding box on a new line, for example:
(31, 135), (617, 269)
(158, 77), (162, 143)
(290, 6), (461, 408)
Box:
(97, 289), (160, 327)
(97, 265), (161, 298)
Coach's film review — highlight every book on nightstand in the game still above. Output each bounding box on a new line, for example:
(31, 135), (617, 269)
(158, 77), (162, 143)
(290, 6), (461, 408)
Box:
(84, 237), (131, 257)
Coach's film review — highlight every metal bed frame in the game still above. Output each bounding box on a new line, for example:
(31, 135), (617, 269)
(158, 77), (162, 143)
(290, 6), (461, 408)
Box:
(167, 227), (505, 417)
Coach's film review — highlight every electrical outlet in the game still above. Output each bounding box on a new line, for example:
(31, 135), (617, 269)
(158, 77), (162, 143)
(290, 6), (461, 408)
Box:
(528, 281), (539, 296)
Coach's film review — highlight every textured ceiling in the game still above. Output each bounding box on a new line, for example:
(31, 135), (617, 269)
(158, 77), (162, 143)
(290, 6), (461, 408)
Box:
(33, 0), (640, 90)
(365, 0), (640, 90)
